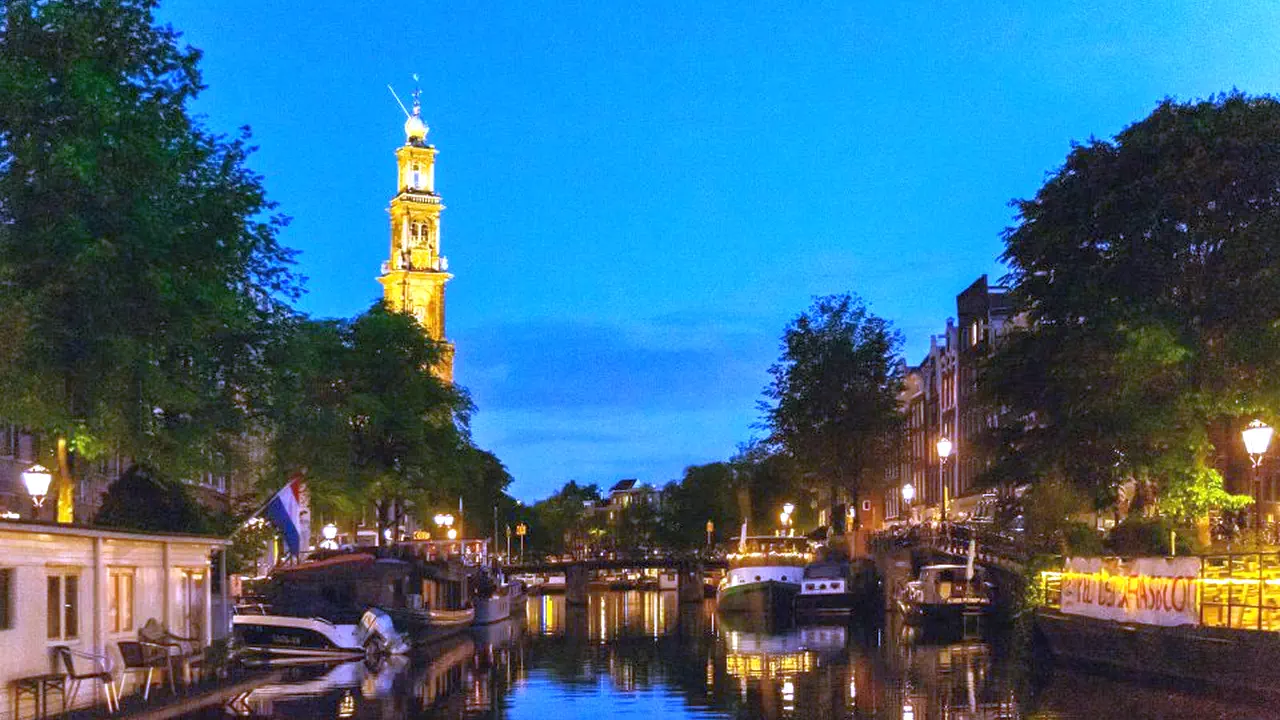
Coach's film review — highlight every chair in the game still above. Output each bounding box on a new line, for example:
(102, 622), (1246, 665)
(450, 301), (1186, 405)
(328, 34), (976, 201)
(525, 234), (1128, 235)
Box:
(116, 641), (169, 700)
(53, 645), (118, 713)
(139, 618), (198, 688)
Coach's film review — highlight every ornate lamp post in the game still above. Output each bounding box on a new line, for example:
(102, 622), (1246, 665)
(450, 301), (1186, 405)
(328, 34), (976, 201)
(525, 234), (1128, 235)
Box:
(901, 482), (916, 520)
(780, 502), (795, 536)
(936, 436), (954, 521)
(516, 522), (528, 562)
(22, 464), (53, 516)
(1243, 419), (1274, 535)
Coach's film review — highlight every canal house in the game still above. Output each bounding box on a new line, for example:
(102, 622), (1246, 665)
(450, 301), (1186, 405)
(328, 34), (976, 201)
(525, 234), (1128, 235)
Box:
(0, 518), (229, 718)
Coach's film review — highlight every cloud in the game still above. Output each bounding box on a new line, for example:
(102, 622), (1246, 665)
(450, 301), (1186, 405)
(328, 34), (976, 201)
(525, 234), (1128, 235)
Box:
(453, 317), (776, 414)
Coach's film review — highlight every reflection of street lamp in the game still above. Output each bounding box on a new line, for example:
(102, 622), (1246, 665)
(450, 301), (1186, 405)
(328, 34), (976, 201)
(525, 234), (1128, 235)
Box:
(22, 464), (53, 512)
(1244, 419), (1274, 533)
(937, 436), (953, 520)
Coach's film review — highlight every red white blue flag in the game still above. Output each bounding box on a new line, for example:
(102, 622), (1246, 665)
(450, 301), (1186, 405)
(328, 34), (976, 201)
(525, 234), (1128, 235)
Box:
(265, 475), (309, 556)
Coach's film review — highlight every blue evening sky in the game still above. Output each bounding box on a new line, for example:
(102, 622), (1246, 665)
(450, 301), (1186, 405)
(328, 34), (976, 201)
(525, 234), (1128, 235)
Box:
(160, 1), (1280, 501)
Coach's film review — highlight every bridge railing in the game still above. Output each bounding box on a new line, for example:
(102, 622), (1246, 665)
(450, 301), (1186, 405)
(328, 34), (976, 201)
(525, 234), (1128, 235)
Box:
(870, 524), (1028, 572)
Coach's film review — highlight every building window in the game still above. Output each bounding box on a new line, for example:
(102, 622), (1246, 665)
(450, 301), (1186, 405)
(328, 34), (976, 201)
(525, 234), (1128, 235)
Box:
(108, 568), (134, 633)
(47, 573), (79, 640)
(412, 163), (421, 189)
(0, 568), (12, 630)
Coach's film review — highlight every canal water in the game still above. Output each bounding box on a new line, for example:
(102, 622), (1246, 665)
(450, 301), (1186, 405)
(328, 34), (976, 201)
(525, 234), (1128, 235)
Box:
(187, 591), (1276, 719)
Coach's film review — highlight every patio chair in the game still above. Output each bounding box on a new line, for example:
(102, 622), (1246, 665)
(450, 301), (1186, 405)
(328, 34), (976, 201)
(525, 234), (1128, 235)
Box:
(53, 645), (119, 713)
(116, 640), (170, 700)
(139, 618), (199, 656)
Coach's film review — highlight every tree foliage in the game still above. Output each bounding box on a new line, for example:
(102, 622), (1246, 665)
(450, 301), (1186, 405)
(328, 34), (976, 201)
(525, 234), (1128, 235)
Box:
(95, 464), (211, 534)
(0, 0), (300, 517)
(762, 293), (903, 525)
(265, 303), (472, 539)
(989, 93), (1280, 514)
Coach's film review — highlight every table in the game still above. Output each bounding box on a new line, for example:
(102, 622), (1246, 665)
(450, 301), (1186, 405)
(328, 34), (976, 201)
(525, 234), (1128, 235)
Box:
(12, 673), (66, 719)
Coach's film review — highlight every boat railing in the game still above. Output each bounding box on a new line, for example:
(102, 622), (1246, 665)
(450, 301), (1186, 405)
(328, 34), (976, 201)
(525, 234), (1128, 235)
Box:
(1038, 551), (1280, 632)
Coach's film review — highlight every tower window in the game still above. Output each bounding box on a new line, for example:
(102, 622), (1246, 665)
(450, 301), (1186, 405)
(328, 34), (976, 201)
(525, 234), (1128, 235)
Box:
(412, 163), (421, 189)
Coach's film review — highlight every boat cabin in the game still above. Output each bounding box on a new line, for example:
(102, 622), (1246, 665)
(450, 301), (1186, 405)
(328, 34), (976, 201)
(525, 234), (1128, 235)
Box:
(907, 564), (991, 605)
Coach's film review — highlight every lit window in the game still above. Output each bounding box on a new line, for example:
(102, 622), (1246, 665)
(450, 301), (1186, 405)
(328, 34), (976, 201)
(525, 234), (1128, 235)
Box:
(47, 573), (79, 640)
(108, 568), (134, 633)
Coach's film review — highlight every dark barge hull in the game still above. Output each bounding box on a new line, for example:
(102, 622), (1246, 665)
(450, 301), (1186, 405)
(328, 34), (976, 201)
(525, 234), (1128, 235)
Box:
(1036, 609), (1280, 694)
(717, 581), (798, 617)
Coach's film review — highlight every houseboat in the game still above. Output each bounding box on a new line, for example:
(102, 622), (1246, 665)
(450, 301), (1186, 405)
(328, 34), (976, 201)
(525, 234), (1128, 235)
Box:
(895, 563), (992, 628)
(795, 556), (881, 618)
(717, 534), (813, 616)
(1036, 553), (1280, 694)
(471, 568), (526, 625)
(0, 519), (228, 717)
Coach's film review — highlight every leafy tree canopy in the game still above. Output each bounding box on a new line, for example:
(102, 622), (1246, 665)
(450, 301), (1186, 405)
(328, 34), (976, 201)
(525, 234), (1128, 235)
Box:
(94, 464), (212, 534)
(761, 293), (904, 523)
(0, 0), (300, 515)
(990, 93), (1280, 511)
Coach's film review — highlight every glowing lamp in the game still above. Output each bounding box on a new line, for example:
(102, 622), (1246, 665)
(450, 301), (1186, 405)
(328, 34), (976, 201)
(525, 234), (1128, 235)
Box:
(447, 528), (458, 540)
(783, 502), (795, 516)
(901, 483), (915, 503)
(1244, 419), (1274, 461)
(322, 523), (339, 541)
(936, 436), (953, 460)
(22, 464), (53, 507)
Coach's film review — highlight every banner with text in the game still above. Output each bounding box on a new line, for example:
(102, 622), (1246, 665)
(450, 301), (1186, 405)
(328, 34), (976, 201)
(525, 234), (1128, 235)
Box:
(1060, 556), (1201, 627)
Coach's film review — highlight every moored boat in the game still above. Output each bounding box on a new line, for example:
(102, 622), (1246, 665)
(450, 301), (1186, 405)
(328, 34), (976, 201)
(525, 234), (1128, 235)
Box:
(717, 534), (812, 616)
(472, 569), (526, 625)
(895, 563), (992, 628)
(232, 606), (407, 661)
(795, 557), (880, 618)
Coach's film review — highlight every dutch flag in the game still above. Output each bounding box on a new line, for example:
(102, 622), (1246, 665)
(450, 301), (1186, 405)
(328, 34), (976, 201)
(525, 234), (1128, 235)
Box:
(265, 475), (308, 556)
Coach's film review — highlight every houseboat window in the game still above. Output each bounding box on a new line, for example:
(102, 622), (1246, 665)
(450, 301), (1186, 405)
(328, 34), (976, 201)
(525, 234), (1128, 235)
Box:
(176, 569), (205, 640)
(46, 573), (78, 640)
(0, 568), (12, 629)
(108, 568), (135, 632)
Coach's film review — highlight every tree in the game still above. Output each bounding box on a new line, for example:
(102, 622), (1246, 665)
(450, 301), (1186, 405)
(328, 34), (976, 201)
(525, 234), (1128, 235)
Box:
(0, 0), (299, 521)
(526, 481), (600, 556)
(95, 464), (212, 534)
(991, 93), (1280, 519)
(265, 303), (473, 543)
(761, 294), (904, 529)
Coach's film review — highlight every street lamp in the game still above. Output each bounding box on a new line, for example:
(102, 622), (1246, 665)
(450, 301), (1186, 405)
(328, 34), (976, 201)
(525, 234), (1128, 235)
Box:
(1244, 419), (1275, 534)
(706, 519), (714, 548)
(516, 522), (528, 562)
(22, 464), (53, 512)
(902, 483), (916, 524)
(320, 522), (339, 550)
(937, 436), (954, 521)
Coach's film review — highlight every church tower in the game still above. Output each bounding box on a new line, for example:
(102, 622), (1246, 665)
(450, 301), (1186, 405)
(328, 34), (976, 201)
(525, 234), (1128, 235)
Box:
(377, 89), (455, 381)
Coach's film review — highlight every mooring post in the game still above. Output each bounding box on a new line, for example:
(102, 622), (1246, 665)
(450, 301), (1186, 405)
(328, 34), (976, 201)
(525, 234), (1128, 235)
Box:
(566, 563), (589, 605)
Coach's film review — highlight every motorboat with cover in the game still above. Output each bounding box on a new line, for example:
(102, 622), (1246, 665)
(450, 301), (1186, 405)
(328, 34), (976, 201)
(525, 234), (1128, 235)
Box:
(233, 604), (406, 661)
(717, 529), (813, 616)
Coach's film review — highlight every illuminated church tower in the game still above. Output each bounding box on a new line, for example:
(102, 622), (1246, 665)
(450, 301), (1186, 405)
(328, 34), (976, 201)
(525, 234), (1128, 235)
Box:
(378, 88), (455, 381)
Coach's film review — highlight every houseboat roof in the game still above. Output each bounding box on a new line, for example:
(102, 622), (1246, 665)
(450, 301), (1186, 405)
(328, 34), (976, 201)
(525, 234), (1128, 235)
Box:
(0, 518), (232, 545)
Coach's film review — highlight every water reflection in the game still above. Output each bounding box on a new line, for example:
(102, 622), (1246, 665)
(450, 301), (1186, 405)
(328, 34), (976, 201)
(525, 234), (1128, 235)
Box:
(194, 591), (1276, 719)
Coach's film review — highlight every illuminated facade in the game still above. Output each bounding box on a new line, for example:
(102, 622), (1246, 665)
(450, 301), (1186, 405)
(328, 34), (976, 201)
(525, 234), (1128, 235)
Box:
(377, 90), (455, 381)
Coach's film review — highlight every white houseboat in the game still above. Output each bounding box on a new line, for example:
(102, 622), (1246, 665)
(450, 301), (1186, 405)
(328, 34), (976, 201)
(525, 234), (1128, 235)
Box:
(717, 534), (813, 617)
(0, 518), (228, 718)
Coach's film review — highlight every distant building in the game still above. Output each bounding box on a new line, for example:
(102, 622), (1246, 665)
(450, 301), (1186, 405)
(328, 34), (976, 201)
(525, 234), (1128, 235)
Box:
(884, 275), (1016, 523)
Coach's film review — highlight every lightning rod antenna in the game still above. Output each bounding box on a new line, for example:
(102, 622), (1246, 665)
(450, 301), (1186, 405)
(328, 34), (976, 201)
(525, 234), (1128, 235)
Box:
(387, 84), (412, 119)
